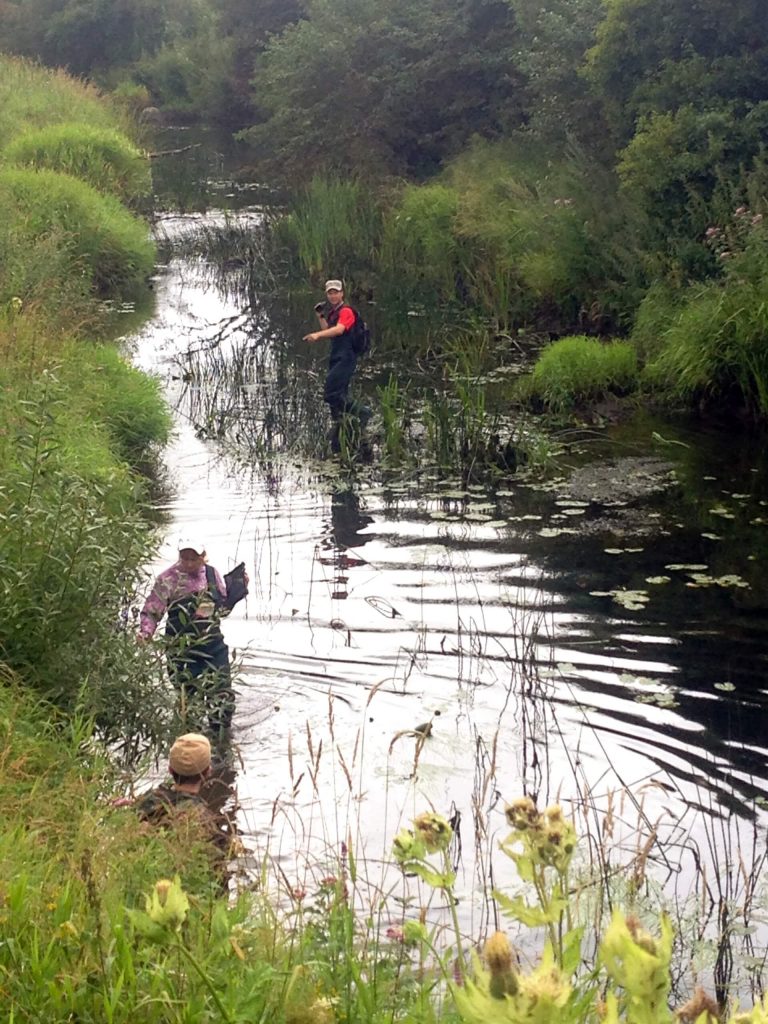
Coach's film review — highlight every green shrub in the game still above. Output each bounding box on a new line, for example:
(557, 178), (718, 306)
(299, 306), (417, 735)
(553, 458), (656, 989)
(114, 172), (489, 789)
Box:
(0, 166), (154, 296)
(643, 220), (768, 415)
(521, 334), (638, 412)
(3, 123), (151, 202)
(109, 80), (153, 120)
(379, 183), (462, 307)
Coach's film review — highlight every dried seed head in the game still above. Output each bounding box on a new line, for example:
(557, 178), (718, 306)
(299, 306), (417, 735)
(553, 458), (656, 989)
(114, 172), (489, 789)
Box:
(676, 987), (721, 1024)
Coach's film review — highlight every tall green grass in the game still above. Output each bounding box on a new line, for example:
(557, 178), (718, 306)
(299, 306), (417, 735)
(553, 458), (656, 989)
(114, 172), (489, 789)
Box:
(640, 217), (768, 416)
(0, 55), (126, 142)
(379, 182), (463, 309)
(277, 175), (381, 283)
(520, 334), (639, 412)
(0, 166), (154, 296)
(3, 122), (151, 202)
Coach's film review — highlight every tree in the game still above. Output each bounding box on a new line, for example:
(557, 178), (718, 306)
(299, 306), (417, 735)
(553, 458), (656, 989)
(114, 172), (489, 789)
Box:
(585, 0), (768, 145)
(243, 0), (528, 179)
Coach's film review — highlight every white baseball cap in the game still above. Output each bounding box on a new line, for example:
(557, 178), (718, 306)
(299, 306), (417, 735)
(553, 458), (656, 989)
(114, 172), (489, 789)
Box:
(178, 538), (206, 555)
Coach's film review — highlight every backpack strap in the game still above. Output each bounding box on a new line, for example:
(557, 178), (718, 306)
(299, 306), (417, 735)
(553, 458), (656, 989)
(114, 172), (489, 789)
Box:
(204, 564), (224, 606)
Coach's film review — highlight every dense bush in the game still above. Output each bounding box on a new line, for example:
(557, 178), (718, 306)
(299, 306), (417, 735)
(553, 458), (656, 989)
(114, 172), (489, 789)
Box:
(520, 334), (638, 412)
(3, 122), (151, 202)
(642, 216), (768, 416)
(0, 166), (154, 296)
(0, 330), (170, 724)
(379, 183), (463, 307)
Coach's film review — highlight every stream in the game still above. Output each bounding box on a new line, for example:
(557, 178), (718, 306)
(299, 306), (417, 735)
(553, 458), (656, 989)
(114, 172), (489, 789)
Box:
(125, 128), (768, 971)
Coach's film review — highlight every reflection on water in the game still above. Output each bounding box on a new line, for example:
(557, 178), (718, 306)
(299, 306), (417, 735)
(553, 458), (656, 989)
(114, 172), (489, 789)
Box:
(127, 151), (768, 992)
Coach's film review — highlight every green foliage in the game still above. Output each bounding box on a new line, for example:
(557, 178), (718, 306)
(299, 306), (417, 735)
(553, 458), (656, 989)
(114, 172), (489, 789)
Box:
(244, 0), (527, 180)
(380, 183), (462, 306)
(63, 342), (172, 462)
(0, 55), (125, 142)
(0, 0), (167, 75)
(277, 175), (381, 282)
(0, 357), (167, 723)
(618, 104), (768, 242)
(0, 166), (154, 296)
(642, 215), (768, 417)
(585, 0), (768, 145)
(521, 335), (639, 412)
(3, 123), (151, 202)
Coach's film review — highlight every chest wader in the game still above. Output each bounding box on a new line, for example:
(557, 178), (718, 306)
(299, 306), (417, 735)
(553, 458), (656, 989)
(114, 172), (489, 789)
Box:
(324, 306), (360, 452)
(165, 566), (235, 733)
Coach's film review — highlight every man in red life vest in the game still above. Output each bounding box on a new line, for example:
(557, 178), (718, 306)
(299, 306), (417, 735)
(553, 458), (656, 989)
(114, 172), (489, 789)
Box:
(303, 279), (369, 453)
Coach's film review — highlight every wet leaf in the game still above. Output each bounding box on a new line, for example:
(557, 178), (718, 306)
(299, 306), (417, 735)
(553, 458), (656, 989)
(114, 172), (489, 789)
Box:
(714, 682), (736, 691)
(665, 563), (708, 571)
(645, 576), (671, 585)
(701, 533), (722, 540)
(714, 574), (750, 588)
(613, 590), (649, 610)
(604, 548), (625, 554)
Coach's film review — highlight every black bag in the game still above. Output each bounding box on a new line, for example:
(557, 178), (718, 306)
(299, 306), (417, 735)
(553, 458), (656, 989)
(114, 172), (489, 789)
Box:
(347, 307), (372, 357)
(223, 562), (248, 610)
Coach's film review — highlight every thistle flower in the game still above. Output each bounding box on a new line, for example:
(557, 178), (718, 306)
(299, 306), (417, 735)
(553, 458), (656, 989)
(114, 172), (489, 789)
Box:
(413, 811), (453, 853)
(505, 796), (539, 830)
(403, 920), (428, 946)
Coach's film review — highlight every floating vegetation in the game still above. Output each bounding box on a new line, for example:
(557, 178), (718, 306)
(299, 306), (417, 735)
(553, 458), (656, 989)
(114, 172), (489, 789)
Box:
(686, 573), (751, 589)
(604, 547), (644, 555)
(665, 563), (708, 571)
(591, 588), (651, 611)
(714, 681), (736, 692)
(646, 576), (671, 584)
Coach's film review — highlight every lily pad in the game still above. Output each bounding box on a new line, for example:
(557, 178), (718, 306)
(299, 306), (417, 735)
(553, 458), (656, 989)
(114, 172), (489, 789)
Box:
(646, 576), (671, 585)
(665, 563), (709, 571)
(714, 682), (736, 692)
(613, 590), (650, 610)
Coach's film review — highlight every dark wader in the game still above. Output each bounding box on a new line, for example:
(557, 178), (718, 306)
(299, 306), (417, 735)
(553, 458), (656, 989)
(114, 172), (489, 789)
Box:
(324, 306), (360, 453)
(165, 566), (234, 733)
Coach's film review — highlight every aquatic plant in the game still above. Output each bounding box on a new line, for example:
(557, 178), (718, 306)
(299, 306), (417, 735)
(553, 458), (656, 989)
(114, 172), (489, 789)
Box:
(277, 175), (381, 283)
